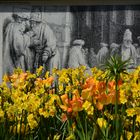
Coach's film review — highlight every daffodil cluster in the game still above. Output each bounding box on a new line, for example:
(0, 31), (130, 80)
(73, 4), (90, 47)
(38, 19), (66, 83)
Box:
(0, 67), (56, 136)
(0, 65), (140, 140)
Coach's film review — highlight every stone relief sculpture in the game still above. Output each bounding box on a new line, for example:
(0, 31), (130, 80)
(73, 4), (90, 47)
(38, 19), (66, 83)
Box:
(3, 6), (61, 75)
(121, 29), (137, 71)
(2, 5), (140, 79)
(29, 7), (61, 74)
(3, 7), (32, 75)
(68, 39), (91, 75)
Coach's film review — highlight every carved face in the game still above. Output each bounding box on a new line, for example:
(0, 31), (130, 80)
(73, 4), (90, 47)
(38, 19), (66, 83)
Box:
(17, 18), (26, 32)
(25, 20), (30, 29)
(30, 20), (41, 29)
(123, 40), (132, 47)
(138, 38), (140, 44)
(17, 17), (30, 32)
(30, 20), (37, 28)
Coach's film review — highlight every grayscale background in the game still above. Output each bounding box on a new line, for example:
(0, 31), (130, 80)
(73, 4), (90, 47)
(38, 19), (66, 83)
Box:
(1, 5), (140, 82)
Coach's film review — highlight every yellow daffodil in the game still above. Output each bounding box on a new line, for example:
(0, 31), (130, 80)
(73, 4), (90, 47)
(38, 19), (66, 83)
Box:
(134, 132), (140, 140)
(27, 114), (38, 130)
(126, 131), (133, 140)
(11, 123), (28, 134)
(82, 100), (94, 115)
(97, 118), (107, 129)
(0, 108), (4, 119)
(136, 115), (140, 123)
(65, 133), (75, 140)
(53, 134), (61, 140)
(126, 108), (136, 117)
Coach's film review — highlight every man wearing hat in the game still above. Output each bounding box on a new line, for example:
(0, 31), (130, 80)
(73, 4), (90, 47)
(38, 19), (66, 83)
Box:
(136, 36), (140, 66)
(89, 47), (97, 68)
(68, 39), (91, 75)
(110, 43), (120, 57)
(96, 42), (109, 66)
(29, 8), (61, 74)
(3, 6), (32, 75)
(121, 29), (137, 71)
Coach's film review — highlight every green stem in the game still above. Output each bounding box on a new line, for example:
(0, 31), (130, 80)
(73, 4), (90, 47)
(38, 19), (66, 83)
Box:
(89, 116), (106, 140)
(106, 79), (108, 95)
(115, 76), (119, 140)
(77, 115), (85, 140)
(85, 117), (87, 140)
(132, 115), (136, 139)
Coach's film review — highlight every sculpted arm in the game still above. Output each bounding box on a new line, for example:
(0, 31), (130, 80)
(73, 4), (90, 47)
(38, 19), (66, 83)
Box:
(12, 30), (25, 57)
(42, 25), (57, 63)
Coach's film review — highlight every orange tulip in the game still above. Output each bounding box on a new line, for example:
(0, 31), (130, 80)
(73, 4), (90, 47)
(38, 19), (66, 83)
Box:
(67, 107), (73, 113)
(47, 76), (54, 83)
(81, 88), (93, 101)
(107, 92), (116, 105)
(95, 93), (107, 105)
(61, 94), (68, 105)
(82, 77), (96, 90)
(98, 81), (106, 93)
(60, 105), (68, 111)
(61, 113), (67, 122)
(70, 96), (83, 112)
(118, 79), (123, 86)
(108, 81), (115, 89)
(96, 102), (104, 110)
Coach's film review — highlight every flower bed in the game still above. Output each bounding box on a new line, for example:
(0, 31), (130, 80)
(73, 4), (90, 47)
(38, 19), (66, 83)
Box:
(0, 63), (140, 140)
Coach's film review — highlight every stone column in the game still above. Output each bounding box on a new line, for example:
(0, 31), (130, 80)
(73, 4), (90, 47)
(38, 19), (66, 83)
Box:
(125, 6), (134, 26)
(109, 6), (117, 44)
(100, 10), (109, 43)
(101, 11), (104, 42)
(92, 11), (102, 52)
(0, 13), (3, 83)
(0, 6), (12, 83)
(62, 6), (72, 68)
(86, 8), (92, 29)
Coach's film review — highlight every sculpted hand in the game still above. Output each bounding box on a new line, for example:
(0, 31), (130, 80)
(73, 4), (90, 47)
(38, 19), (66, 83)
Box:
(42, 55), (49, 63)
(27, 31), (35, 37)
(33, 39), (41, 46)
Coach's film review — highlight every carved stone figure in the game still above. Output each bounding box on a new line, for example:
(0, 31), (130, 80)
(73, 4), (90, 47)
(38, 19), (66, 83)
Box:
(89, 48), (97, 68)
(96, 42), (109, 66)
(30, 9), (61, 74)
(3, 7), (31, 75)
(110, 43), (120, 57)
(121, 29), (137, 70)
(68, 39), (92, 75)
